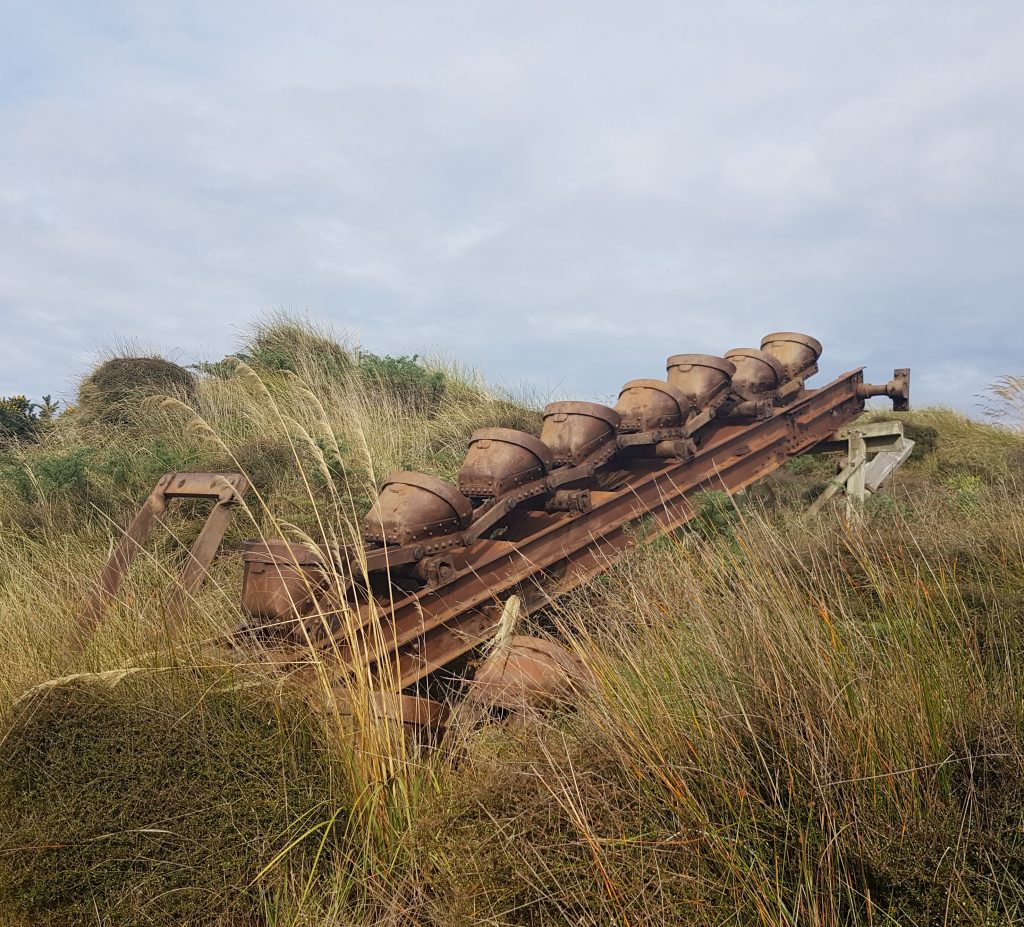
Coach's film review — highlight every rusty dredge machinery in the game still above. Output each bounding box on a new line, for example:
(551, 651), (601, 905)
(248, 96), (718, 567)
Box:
(84, 333), (909, 727)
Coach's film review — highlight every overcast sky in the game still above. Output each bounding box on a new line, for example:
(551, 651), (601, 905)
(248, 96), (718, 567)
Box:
(2, 2), (1021, 411)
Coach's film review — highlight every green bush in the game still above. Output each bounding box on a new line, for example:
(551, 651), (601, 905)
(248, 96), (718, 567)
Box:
(356, 352), (446, 410)
(0, 395), (57, 447)
(7, 447), (95, 504)
(690, 489), (741, 542)
(903, 421), (940, 459)
(239, 319), (447, 410)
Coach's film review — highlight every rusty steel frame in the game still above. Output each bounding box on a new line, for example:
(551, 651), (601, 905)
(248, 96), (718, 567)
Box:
(79, 340), (908, 727)
(78, 471), (249, 644)
(293, 367), (869, 689)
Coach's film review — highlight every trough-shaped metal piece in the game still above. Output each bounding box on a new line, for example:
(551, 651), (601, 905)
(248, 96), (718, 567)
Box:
(615, 379), (691, 431)
(363, 471), (473, 545)
(724, 348), (785, 400)
(458, 428), (555, 498)
(760, 331), (823, 381)
(540, 401), (621, 466)
(241, 539), (329, 623)
(665, 354), (736, 411)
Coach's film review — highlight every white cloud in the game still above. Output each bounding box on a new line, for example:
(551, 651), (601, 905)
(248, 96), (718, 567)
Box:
(1, 1), (1022, 410)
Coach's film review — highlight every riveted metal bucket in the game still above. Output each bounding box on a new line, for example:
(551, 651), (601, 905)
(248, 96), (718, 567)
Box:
(541, 401), (621, 466)
(724, 348), (785, 400)
(363, 471), (473, 545)
(665, 354), (736, 412)
(458, 428), (555, 498)
(241, 539), (328, 621)
(615, 379), (691, 431)
(760, 332), (822, 381)
(465, 635), (591, 709)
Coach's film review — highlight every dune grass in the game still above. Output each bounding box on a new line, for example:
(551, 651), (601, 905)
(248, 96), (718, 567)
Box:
(1, 318), (1023, 925)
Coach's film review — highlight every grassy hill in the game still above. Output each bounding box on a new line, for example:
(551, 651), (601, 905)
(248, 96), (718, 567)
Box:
(1, 319), (1023, 926)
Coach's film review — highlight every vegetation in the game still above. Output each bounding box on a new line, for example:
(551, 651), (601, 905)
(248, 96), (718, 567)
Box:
(1, 317), (1022, 925)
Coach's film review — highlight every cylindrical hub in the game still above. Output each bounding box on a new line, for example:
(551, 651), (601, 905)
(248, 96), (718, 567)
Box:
(545, 489), (593, 513)
(458, 428), (555, 498)
(614, 379), (691, 432)
(653, 438), (696, 459)
(540, 401), (621, 466)
(759, 332), (822, 382)
(363, 471), (473, 545)
(665, 354), (736, 412)
(723, 348), (784, 400)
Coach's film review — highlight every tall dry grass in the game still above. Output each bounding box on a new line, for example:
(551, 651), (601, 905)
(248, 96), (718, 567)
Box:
(2, 321), (1023, 925)
(0, 317), (537, 925)
(405, 484), (1024, 925)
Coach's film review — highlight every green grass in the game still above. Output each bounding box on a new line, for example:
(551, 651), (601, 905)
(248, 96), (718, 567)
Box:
(1, 318), (1023, 925)
(0, 670), (339, 926)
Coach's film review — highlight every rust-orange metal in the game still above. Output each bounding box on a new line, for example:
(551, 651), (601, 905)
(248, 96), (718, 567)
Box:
(83, 332), (909, 724)
(78, 471), (248, 646)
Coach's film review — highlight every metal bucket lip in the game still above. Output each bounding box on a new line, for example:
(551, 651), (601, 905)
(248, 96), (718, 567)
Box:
(759, 331), (823, 357)
(241, 538), (326, 566)
(617, 378), (690, 408)
(467, 427), (556, 472)
(724, 347), (786, 381)
(543, 400), (621, 428)
(380, 470), (473, 527)
(665, 353), (736, 377)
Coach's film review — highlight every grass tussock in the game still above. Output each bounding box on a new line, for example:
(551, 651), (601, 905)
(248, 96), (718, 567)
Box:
(0, 669), (338, 926)
(414, 496), (1024, 925)
(1, 316), (1023, 925)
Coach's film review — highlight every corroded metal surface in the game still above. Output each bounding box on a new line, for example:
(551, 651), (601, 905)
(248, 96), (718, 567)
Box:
(363, 471), (473, 545)
(723, 347), (786, 399)
(78, 471), (249, 645)
(540, 401), (621, 466)
(87, 333), (910, 726)
(458, 428), (555, 498)
(615, 379), (691, 431)
(760, 331), (822, 381)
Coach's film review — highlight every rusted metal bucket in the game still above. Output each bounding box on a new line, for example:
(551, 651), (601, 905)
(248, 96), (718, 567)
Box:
(458, 428), (555, 498)
(724, 348), (784, 400)
(241, 539), (328, 621)
(665, 354), (736, 412)
(541, 401), (621, 466)
(614, 379), (691, 432)
(363, 472), (473, 545)
(465, 635), (591, 710)
(760, 332), (822, 381)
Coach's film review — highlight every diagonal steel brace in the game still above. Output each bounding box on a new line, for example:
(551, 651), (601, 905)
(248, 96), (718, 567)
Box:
(78, 471), (249, 646)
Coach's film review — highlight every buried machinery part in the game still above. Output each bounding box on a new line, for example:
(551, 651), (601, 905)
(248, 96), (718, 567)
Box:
(465, 635), (592, 712)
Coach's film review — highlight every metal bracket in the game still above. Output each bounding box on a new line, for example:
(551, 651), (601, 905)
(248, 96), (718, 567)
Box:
(78, 471), (249, 647)
(857, 368), (911, 411)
